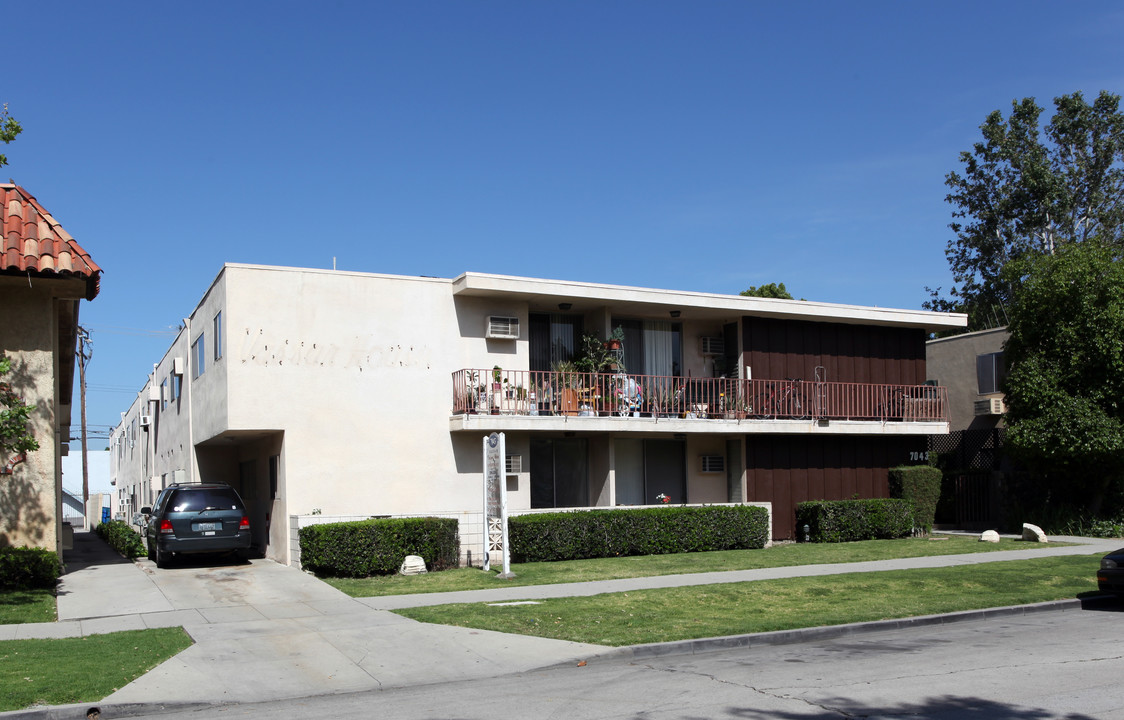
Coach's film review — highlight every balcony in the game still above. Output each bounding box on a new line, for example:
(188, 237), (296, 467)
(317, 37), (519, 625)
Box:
(451, 369), (948, 433)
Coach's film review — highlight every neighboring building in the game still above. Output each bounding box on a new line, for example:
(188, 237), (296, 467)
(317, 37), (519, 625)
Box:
(926, 327), (1009, 528)
(926, 327), (1008, 433)
(0, 184), (101, 553)
(111, 264), (965, 565)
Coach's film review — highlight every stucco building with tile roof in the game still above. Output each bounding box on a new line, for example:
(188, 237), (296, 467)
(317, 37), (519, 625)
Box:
(1, 184), (101, 553)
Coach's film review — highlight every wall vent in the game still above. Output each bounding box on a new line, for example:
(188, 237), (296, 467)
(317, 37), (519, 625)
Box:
(486, 316), (520, 339)
(700, 455), (725, 473)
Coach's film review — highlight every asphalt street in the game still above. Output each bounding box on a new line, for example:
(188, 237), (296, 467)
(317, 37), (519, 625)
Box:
(84, 603), (1124, 720)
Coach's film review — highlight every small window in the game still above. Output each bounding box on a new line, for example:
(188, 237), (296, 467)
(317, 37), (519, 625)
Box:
(976, 352), (1005, 394)
(213, 312), (223, 361)
(161, 379), (169, 410)
(192, 334), (205, 379)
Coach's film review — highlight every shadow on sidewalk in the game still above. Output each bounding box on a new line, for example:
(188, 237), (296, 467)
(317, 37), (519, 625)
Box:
(63, 529), (133, 572)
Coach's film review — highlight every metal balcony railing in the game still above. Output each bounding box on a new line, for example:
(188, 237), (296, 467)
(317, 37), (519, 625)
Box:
(452, 369), (948, 422)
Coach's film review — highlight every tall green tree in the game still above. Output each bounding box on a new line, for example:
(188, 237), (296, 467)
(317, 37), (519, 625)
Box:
(0, 103), (21, 169)
(927, 91), (1124, 329)
(740, 282), (795, 299)
(1002, 241), (1124, 517)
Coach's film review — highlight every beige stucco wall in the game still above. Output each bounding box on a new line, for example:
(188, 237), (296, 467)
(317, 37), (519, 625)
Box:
(0, 276), (86, 551)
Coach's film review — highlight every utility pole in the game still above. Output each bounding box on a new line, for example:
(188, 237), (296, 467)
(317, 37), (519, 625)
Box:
(76, 326), (92, 509)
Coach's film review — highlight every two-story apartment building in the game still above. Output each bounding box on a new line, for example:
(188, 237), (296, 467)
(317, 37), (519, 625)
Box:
(111, 264), (966, 565)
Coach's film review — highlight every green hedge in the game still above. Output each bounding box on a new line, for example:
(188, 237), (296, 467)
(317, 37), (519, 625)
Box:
(508, 505), (770, 563)
(300, 517), (460, 578)
(0, 546), (61, 589)
(889, 465), (942, 534)
(795, 499), (914, 543)
(95, 519), (147, 558)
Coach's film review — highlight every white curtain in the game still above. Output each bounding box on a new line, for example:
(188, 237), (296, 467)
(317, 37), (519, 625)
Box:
(643, 320), (673, 377)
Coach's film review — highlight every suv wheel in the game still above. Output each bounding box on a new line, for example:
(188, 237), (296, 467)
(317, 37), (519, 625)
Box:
(154, 542), (170, 569)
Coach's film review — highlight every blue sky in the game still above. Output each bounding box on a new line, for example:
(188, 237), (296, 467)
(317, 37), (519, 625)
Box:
(4, 1), (1122, 440)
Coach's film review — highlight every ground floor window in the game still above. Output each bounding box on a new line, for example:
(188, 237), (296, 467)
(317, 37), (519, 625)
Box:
(614, 438), (686, 505)
(530, 438), (589, 508)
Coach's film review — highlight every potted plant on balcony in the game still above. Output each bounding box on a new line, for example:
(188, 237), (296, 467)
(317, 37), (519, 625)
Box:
(491, 366), (503, 414)
(605, 326), (625, 351)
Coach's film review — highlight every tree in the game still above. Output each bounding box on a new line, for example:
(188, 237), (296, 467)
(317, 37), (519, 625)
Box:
(1002, 241), (1124, 517)
(0, 354), (39, 459)
(927, 91), (1124, 329)
(740, 282), (795, 299)
(0, 103), (21, 169)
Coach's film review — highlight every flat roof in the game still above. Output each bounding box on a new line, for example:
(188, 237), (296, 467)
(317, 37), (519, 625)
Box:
(452, 272), (968, 331)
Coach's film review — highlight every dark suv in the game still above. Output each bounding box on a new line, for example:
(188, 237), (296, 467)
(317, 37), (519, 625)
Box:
(142, 482), (252, 568)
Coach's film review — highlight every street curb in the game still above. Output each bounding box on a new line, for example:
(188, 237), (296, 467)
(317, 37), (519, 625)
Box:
(4, 597), (1116, 719)
(566, 595), (1112, 666)
(0, 702), (219, 720)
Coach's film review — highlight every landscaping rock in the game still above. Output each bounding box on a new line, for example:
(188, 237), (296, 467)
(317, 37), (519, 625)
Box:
(979, 530), (1001, 543)
(400, 555), (428, 575)
(1022, 523), (1048, 543)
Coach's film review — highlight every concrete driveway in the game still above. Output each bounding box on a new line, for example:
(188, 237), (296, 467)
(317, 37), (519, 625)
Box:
(45, 532), (603, 707)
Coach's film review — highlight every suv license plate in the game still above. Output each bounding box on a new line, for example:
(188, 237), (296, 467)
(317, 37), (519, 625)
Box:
(194, 522), (220, 532)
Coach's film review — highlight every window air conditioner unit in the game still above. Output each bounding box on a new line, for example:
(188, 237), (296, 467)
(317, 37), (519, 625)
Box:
(700, 455), (725, 473)
(140, 415), (152, 428)
(506, 454), (523, 474)
(700, 337), (724, 355)
(148, 386), (161, 402)
(486, 316), (520, 339)
(173, 357), (185, 376)
(973, 398), (1006, 416)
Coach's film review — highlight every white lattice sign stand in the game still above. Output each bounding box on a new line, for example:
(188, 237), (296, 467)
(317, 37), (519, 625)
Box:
(482, 432), (512, 576)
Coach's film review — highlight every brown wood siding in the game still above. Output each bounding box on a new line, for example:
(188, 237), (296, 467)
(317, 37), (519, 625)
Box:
(746, 435), (924, 539)
(742, 317), (926, 385)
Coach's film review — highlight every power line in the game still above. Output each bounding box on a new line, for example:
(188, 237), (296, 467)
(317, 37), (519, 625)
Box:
(86, 384), (141, 394)
(85, 324), (180, 337)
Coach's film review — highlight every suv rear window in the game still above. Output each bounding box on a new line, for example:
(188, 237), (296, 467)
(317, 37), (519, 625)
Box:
(168, 488), (243, 512)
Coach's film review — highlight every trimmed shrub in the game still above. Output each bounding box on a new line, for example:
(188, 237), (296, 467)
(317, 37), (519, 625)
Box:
(508, 505), (770, 563)
(0, 546), (61, 589)
(889, 465), (943, 534)
(95, 519), (146, 558)
(300, 517), (459, 578)
(796, 499), (914, 543)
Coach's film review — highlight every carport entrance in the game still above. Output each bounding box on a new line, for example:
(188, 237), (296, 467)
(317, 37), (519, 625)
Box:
(195, 430), (284, 560)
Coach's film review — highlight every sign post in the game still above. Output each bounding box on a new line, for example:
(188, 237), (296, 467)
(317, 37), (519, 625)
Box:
(482, 432), (513, 577)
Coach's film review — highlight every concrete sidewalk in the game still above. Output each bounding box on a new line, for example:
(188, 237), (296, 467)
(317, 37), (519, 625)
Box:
(2, 530), (1119, 718)
(360, 534), (1123, 610)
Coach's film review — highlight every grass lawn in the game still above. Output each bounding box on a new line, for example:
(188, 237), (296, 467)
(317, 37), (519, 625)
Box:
(396, 554), (1101, 646)
(324, 535), (1064, 597)
(0, 628), (193, 712)
(0, 588), (56, 625)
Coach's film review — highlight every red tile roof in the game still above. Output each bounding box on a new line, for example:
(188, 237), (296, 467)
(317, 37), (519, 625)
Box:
(1, 184), (100, 299)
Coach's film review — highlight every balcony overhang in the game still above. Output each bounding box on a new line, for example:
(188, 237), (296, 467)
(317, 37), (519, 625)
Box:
(451, 272), (967, 332)
(449, 414), (949, 436)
